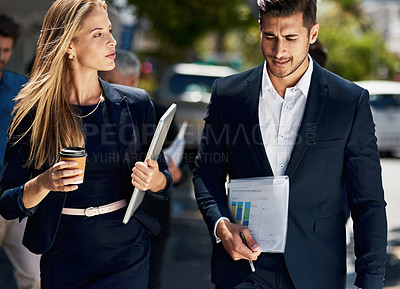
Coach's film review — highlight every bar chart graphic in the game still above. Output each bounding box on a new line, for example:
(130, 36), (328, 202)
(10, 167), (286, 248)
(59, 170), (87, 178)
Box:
(231, 201), (251, 227)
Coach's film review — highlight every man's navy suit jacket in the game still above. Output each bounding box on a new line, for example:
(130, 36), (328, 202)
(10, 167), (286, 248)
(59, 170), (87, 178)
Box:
(193, 61), (387, 289)
(0, 78), (172, 254)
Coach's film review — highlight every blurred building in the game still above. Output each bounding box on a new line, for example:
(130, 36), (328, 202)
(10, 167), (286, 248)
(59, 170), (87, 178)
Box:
(0, 0), (126, 76)
(362, 0), (400, 55)
(0, 0), (52, 75)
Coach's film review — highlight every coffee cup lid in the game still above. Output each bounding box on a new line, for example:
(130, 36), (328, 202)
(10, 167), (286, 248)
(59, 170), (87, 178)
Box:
(60, 147), (87, 157)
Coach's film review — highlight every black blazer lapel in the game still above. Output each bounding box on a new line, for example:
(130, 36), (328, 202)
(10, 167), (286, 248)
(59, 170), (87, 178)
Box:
(100, 79), (139, 172)
(244, 64), (274, 176)
(285, 63), (328, 177)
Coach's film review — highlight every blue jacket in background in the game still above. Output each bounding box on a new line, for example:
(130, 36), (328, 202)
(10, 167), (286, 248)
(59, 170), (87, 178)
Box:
(0, 70), (27, 175)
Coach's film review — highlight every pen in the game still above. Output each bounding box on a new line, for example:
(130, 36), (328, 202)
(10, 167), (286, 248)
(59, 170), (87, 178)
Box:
(240, 232), (256, 272)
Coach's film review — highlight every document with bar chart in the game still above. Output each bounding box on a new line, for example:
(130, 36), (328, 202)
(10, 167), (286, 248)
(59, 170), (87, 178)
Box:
(227, 176), (289, 253)
(231, 201), (252, 226)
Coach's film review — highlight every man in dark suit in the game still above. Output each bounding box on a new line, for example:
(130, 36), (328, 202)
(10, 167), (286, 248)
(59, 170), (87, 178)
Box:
(192, 1), (387, 289)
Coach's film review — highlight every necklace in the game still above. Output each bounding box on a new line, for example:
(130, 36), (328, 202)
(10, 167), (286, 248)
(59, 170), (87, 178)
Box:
(73, 93), (104, 119)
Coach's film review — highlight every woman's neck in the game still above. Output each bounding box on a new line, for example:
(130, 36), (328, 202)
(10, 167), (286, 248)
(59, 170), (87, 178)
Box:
(68, 71), (102, 106)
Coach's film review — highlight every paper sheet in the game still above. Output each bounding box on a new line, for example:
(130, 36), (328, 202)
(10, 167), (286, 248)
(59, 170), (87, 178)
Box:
(163, 122), (187, 167)
(227, 176), (289, 253)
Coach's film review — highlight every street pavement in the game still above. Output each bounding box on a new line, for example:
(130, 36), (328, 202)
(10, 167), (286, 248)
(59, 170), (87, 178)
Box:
(1, 159), (400, 289)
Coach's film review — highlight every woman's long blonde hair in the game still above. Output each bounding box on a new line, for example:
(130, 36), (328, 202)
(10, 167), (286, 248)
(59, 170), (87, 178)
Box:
(9, 0), (107, 169)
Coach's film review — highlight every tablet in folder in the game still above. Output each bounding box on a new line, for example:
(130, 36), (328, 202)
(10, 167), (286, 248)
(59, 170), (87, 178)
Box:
(123, 103), (177, 224)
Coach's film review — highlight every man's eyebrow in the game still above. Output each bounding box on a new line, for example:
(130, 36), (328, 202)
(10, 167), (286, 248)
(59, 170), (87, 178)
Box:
(284, 34), (299, 38)
(263, 31), (299, 38)
(263, 32), (276, 36)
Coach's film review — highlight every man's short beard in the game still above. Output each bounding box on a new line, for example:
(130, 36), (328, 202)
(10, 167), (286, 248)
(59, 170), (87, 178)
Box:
(265, 54), (308, 79)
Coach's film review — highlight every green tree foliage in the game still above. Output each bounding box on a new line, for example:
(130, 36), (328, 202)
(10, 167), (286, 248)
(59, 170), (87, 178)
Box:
(336, 0), (362, 13)
(128, 0), (254, 50)
(122, 0), (399, 80)
(318, 1), (399, 80)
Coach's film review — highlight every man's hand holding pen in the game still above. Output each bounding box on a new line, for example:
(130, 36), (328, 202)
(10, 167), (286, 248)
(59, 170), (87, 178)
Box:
(240, 232), (256, 272)
(216, 219), (261, 266)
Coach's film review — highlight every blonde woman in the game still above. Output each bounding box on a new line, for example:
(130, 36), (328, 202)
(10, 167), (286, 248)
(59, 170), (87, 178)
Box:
(0, 0), (171, 288)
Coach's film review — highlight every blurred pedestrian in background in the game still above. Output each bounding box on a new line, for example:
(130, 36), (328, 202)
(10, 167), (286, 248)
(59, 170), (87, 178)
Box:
(100, 49), (185, 289)
(99, 49), (141, 88)
(0, 14), (41, 289)
(0, 1), (172, 288)
(193, 0), (387, 288)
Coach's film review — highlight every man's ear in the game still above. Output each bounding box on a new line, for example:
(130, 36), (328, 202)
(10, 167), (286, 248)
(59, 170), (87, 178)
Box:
(310, 23), (319, 45)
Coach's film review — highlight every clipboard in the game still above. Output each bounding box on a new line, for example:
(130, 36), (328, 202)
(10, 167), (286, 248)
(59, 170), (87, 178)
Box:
(123, 103), (177, 224)
(226, 176), (289, 252)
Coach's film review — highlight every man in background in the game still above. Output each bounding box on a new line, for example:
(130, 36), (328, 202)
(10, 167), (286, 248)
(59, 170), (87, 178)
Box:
(0, 14), (41, 289)
(99, 49), (183, 289)
(99, 49), (141, 88)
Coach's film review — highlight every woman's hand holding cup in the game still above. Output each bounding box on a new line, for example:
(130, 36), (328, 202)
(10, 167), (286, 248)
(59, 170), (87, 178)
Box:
(22, 158), (84, 209)
(39, 147), (87, 192)
(41, 160), (84, 192)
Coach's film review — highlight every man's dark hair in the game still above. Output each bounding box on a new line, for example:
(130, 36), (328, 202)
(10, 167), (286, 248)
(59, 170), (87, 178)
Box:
(0, 14), (21, 44)
(258, 0), (317, 30)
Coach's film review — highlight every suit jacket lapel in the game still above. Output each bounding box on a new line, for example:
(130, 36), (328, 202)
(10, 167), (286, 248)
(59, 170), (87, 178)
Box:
(244, 64), (274, 176)
(100, 79), (139, 172)
(285, 64), (328, 177)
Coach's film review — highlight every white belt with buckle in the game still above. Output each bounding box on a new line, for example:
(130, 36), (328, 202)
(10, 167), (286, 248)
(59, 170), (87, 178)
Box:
(61, 199), (128, 217)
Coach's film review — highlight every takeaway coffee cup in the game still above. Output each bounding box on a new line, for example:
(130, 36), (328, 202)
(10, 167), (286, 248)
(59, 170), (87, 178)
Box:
(59, 147), (87, 184)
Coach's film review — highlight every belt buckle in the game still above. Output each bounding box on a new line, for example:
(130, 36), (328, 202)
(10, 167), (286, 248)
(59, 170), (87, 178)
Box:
(84, 206), (99, 217)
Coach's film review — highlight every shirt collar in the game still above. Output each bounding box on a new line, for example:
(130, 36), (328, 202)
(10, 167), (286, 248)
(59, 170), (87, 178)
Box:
(261, 55), (314, 98)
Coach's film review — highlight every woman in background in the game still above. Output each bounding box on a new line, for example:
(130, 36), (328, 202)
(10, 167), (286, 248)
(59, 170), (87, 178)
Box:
(0, 0), (171, 288)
